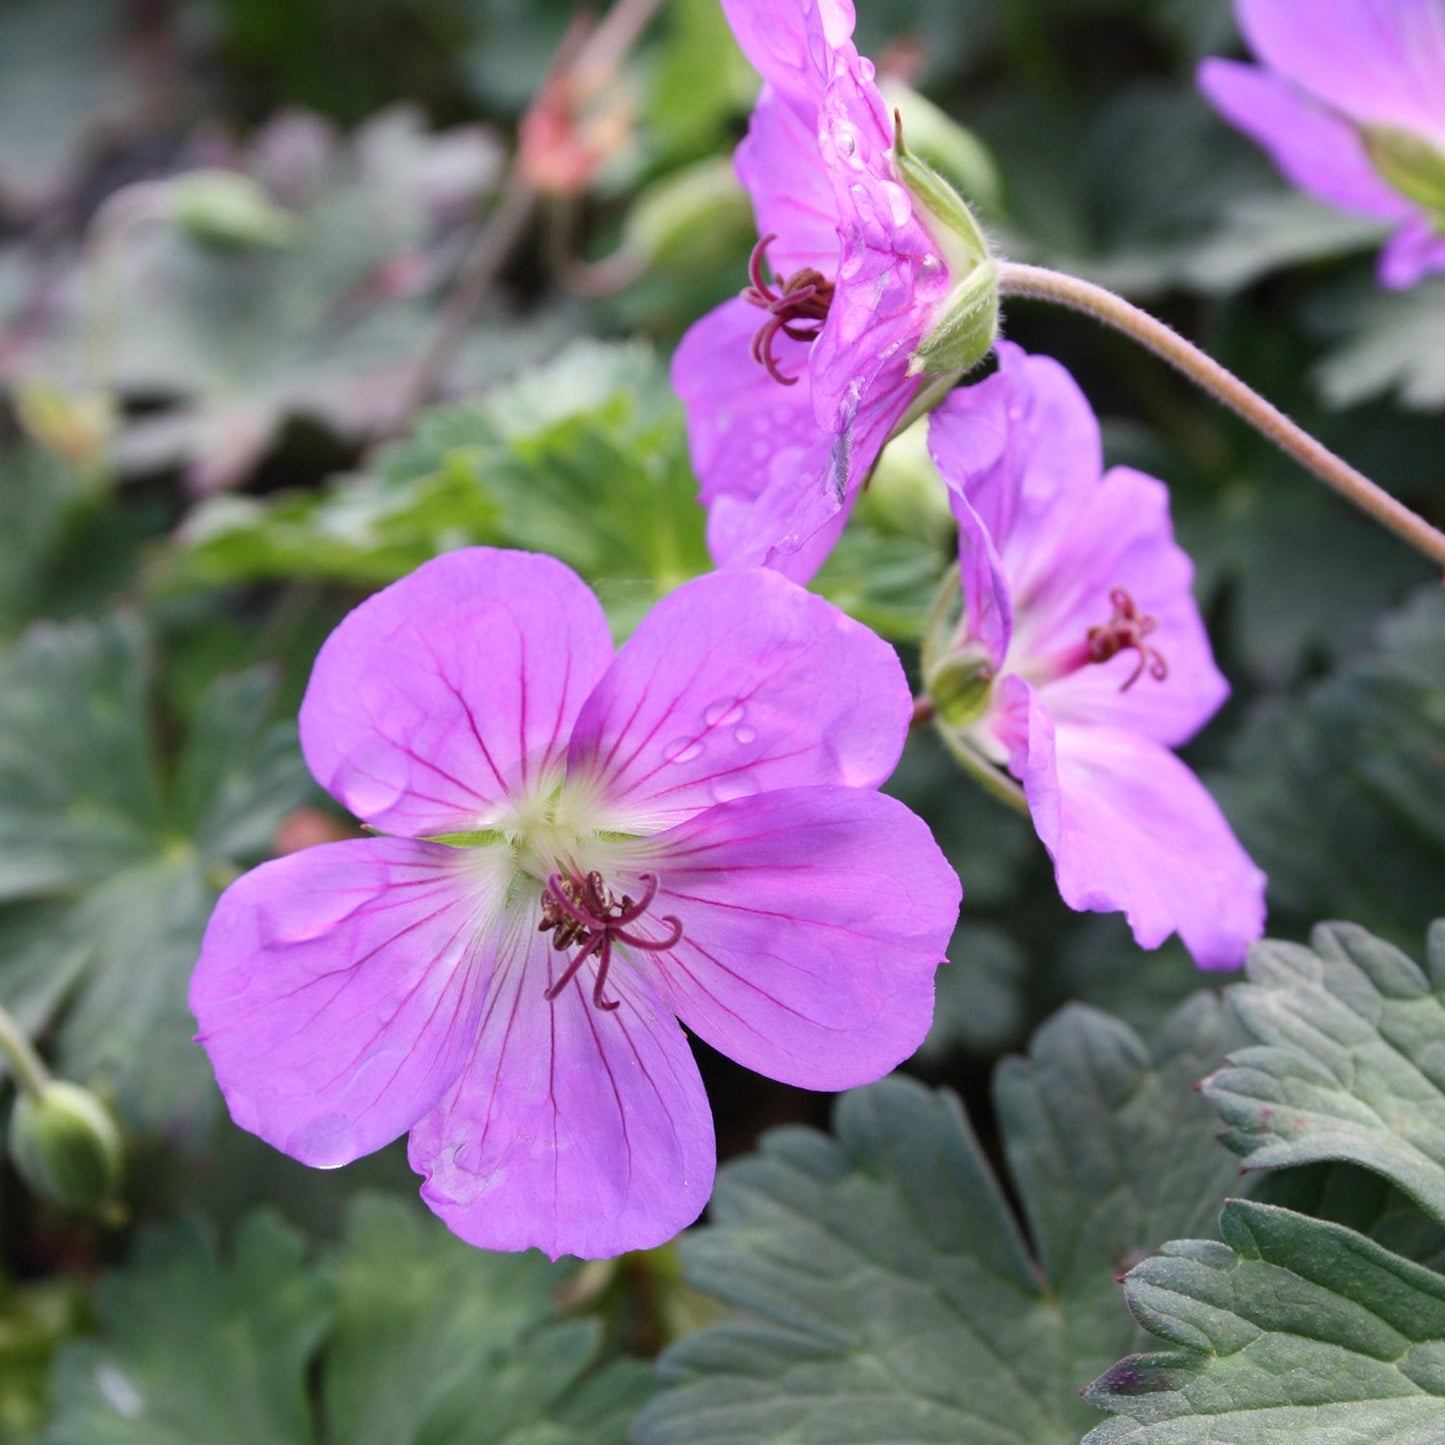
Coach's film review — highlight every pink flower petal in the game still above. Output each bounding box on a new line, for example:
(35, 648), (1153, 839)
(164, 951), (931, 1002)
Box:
(1235, 0), (1445, 145)
(1378, 216), (1445, 287)
(190, 838), (498, 1166)
(1198, 58), (1410, 218)
(634, 786), (959, 1089)
(706, 473), (855, 582)
(1003, 677), (1266, 971)
(671, 297), (820, 511)
(931, 343), (1104, 666)
(1017, 465), (1229, 750)
(736, 85), (839, 276)
(300, 548), (614, 836)
(808, 59), (947, 447)
(567, 569), (910, 829)
(720, 0), (860, 109)
(408, 925), (714, 1260)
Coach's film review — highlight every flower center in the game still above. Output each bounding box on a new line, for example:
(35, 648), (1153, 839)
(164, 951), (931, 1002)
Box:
(1085, 588), (1167, 690)
(742, 233), (835, 387)
(537, 870), (683, 1011)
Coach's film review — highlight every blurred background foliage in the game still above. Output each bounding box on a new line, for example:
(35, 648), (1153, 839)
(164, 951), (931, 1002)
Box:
(0, 0), (1440, 1438)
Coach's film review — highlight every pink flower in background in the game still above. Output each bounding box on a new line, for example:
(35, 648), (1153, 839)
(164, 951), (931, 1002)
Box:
(190, 548), (959, 1259)
(926, 343), (1266, 970)
(671, 0), (955, 580)
(1200, 0), (1445, 288)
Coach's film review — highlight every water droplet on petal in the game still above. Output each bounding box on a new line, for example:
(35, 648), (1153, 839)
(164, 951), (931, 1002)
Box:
(709, 773), (758, 804)
(289, 1112), (357, 1169)
(703, 697), (744, 728)
(663, 736), (704, 764)
(833, 121), (859, 160)
(733, 724), (757, 745)
(920, 253), (943, 276)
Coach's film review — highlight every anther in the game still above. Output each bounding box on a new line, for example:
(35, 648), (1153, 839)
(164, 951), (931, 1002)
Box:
(1086, 588), (1168, 691)
(539, 870), (683, 1011)
(742, 234), (835, 386)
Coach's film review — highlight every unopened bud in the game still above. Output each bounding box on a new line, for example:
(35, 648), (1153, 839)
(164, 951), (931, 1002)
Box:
(893, 116), (998, 377)
(13, 383), (116, 469)
(9, 1081), (125, 1220)
(170, 170), (295, 250)
(623, 156), (755, 272)
(855, 415), (954, 547)
(925, 647), (995, 727)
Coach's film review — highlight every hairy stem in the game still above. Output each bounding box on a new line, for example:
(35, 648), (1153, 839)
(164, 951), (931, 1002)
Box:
(997, 261), (1445, 570)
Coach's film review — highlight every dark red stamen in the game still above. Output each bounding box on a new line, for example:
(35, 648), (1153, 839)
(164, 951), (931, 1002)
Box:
(538, 871), (683, 1011)
(742, 233), (835, 386)
(1086, 588), (1168, 691)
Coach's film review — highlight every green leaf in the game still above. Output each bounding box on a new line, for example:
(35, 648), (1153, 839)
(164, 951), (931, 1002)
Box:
(323, 1195), (654, 1445)
(1314, 274), (1445, 412)
(1216, 589), (1445, 948)
(0, 619), (312, 1128)
(636, 994), (1243, 1444)
(171, 340), (713, 636)
(1082, 1199), (1445, 1441)
(41, 1213), (332, 1445)
(1202, 921), (1445, 1227)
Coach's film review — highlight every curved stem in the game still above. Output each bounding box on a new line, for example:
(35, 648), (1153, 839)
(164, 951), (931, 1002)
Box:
(0, 1004), (51, 1096)
(933, 725), (1031, 815)
(997, 261), (1445, 570)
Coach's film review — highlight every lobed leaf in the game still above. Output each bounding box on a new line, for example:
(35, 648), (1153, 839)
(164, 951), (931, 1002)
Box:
(635, 993), (1243, 1444)
(1082, 1199), (1445, 1442)
(1203, 921), (1445, 1227)
(0, 618), (311, 1128)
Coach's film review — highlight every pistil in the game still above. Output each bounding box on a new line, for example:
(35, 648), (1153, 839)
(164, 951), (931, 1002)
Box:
(539, 870), (684, 1011)
(1085, 588), (1167, 690)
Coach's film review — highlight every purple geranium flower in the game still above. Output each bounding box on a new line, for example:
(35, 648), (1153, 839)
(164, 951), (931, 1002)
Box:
(1200, 0), (1445, 288)
(670, 0), (960, 581)
(190, 548), (959, 1259)
(924, 343), (1266, 970)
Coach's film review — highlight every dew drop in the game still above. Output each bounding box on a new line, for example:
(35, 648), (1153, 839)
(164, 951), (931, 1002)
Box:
(289, 1113), (358, 1170)
(704, 697), (744, 728)
(96, 1365), (144, 1419)
(663, 736), (704, 764)
(883, 180), (911, 227)
(920, 253), (943, 277)
(709, 773), (758, 804)
(733, 724), (757, 745)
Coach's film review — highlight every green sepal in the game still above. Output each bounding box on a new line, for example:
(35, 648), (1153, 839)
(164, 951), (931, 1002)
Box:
(1362, 125), (1445, 226)
(925, 647), (996, 728)
(893, 112), (999, 376)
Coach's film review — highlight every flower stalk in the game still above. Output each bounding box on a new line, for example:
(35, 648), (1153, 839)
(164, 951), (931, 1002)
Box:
(0, 1002), (50, 1097)
(997, 260), (1445, 571)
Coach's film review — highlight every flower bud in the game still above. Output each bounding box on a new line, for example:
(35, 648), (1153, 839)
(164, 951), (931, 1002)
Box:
(893, 117), (999, 377)
(9, 1081), (125, 1220)
(855, 415), (954, 547)
(169, 170), (296, 250)
(1361, 126), (1445, 223)
(622, 157), (755, 273)
(924, 646), (995, 727)
(13, 383), (116, 470)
